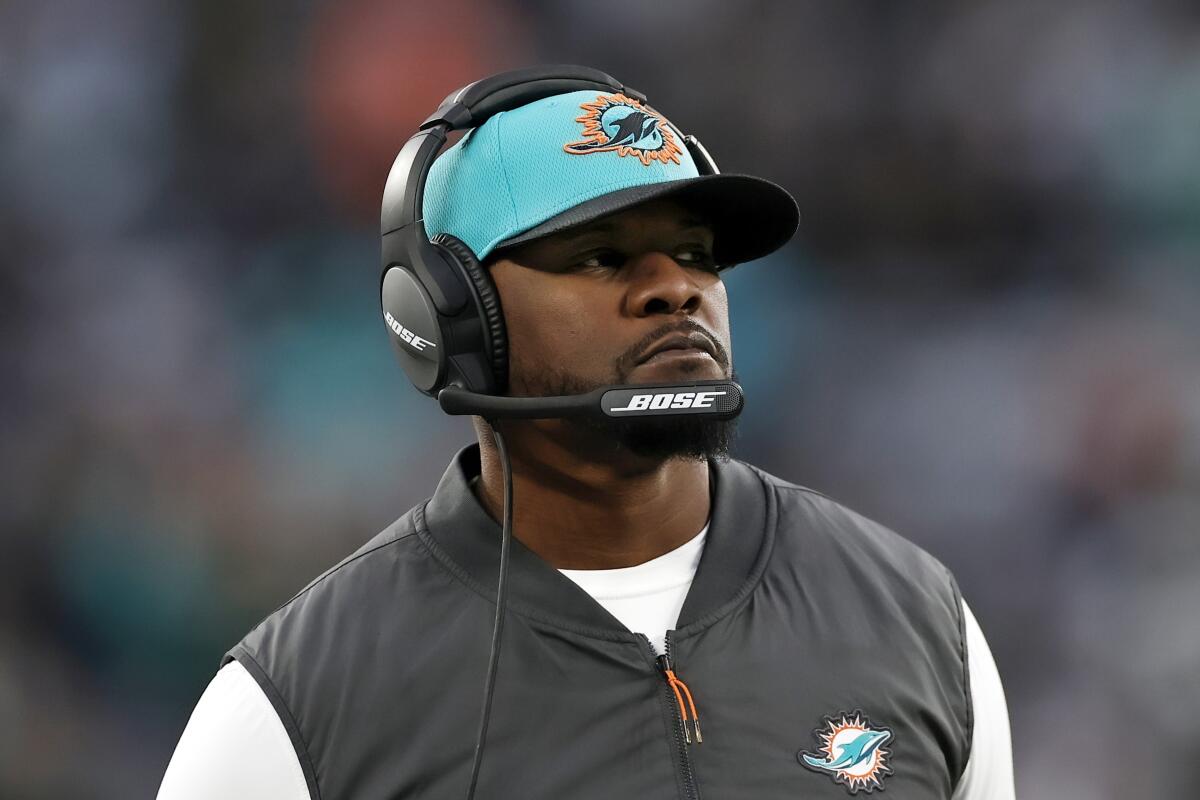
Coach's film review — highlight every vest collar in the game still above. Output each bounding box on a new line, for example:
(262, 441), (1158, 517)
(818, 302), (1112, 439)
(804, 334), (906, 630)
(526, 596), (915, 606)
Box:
(419, 442), (774, 639)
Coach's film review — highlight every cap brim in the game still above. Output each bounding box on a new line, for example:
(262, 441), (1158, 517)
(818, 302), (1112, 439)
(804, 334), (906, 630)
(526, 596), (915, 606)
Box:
(491, 174), (800, 268)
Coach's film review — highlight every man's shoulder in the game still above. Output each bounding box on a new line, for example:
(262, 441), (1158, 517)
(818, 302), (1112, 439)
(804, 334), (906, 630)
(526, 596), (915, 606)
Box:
(292, 502), (427, 603)
(739, 458), (956, 588)
(227, 499), (434, 662)
(740, 458), (966, 675)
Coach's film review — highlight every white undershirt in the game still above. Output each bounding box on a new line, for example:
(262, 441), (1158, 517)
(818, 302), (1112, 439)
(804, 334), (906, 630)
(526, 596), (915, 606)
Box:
(157, 528), (1013, 800)
(558, 521), (709, 655)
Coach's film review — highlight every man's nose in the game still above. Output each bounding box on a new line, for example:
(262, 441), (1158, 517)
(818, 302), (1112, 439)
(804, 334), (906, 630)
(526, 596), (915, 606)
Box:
(624, 252), (703, 317)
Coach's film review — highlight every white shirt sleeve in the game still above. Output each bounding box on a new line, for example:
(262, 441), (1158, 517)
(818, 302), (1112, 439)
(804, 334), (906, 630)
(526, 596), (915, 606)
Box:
(951, 599), (1015, 800)
(157, 660), (311, 800)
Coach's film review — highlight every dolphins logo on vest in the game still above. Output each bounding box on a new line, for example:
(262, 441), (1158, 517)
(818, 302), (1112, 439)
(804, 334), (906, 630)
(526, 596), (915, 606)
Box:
(799, 711), (894, 794)
(563, 93), (684, 167)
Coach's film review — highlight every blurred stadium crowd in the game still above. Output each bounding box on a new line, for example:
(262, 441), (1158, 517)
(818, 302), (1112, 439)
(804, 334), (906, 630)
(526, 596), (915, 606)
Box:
(3, 0), (1198, 797)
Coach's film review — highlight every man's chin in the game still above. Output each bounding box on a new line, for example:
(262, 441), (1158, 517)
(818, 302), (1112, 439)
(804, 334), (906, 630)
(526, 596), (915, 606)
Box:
(570, 412), (738, 462)
(564, 366), (740, 462)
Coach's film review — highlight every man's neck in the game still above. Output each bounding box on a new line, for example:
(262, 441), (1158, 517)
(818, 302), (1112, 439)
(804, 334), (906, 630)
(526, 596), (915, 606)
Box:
(471, 423), (712, 570)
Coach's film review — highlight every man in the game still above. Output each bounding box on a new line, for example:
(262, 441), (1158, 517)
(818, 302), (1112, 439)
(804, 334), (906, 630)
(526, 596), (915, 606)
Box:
(159, 73), (1014, 799)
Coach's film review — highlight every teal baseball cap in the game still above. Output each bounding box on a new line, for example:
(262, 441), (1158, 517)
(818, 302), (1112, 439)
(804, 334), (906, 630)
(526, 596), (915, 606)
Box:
(421, 89), (799, 268)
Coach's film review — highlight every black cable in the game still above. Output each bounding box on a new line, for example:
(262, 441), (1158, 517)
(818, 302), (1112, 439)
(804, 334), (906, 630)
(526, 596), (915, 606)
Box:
(465, 423), (513, 800)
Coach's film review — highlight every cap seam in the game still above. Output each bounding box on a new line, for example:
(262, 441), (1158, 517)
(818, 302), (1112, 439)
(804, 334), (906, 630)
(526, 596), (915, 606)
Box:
(492, 111), (521, 238)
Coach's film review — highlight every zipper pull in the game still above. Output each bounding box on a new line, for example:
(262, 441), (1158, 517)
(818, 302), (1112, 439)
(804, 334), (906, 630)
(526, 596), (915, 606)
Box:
(655, 654), (703, 744)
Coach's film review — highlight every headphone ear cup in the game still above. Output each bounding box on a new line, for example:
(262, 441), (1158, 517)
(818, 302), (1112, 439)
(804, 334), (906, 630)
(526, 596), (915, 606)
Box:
(431, 233), (509, 394)
(381, 261), (449, 396)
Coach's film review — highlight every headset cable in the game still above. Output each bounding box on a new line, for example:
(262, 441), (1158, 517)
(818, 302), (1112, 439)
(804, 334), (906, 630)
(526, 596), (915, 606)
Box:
(465, 422), (512, 800)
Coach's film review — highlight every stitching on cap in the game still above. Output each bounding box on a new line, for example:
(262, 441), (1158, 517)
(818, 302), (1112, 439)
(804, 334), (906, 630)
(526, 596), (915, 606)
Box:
(493, 111), (520, 236)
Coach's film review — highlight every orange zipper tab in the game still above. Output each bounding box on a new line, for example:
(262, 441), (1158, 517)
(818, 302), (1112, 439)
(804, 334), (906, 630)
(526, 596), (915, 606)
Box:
(656, 655), (703, 744)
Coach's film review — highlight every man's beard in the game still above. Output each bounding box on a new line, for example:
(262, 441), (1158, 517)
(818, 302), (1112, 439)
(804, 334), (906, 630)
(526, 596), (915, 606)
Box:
(514, 364), (740, 463)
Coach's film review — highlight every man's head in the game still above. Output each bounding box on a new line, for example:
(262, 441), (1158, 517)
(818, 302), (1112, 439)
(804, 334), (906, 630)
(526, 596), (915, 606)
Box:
(405, 79), (798, 464)
(481, 196), (738, 462)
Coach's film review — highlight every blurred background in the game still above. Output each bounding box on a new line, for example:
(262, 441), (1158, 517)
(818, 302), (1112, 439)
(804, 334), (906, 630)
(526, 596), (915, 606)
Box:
(3, 0), (1198, 796)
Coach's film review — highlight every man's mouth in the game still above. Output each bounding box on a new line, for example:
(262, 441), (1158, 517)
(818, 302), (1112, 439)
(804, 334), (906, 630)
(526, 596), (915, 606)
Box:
(636, 331), (719, 365)
(639, 348), (716, 366)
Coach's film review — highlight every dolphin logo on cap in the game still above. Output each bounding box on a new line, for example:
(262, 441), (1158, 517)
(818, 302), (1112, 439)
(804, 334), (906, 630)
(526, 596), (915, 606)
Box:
(563, 93), (683, 167)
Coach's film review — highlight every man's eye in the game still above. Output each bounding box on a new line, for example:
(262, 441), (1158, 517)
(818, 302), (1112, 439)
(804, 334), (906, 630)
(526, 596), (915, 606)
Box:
(570, 247), (717, 272)
(676, 247), (718, 270)
(575, 250), (625, 270)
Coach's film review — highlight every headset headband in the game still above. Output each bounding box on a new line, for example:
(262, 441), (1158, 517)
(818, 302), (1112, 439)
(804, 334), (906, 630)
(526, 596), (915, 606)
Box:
(381, 65), (641, 242)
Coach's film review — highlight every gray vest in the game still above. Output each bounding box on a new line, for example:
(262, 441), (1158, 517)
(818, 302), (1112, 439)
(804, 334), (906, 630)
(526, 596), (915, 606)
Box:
(225, 444), (971, 798)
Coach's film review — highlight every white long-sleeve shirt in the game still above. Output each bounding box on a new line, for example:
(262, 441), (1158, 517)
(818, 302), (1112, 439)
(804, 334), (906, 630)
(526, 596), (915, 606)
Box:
(159, 522), (1013, 799)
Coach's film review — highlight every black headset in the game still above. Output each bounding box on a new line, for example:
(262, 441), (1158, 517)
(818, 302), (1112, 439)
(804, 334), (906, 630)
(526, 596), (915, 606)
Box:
(378, 64), (721, 402)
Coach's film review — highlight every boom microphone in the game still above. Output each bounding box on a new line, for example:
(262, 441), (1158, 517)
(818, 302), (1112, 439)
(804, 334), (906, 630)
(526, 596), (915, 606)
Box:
(437, 379), (744, 421)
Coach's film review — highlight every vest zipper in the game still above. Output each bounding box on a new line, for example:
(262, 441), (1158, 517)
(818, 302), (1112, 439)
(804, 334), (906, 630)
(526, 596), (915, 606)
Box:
(656, 653), (703, 744)
(642, 632), (702, 800)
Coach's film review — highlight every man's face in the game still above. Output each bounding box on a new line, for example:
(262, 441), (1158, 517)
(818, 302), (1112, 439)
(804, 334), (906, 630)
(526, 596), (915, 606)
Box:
(486, 198), (737, 461)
